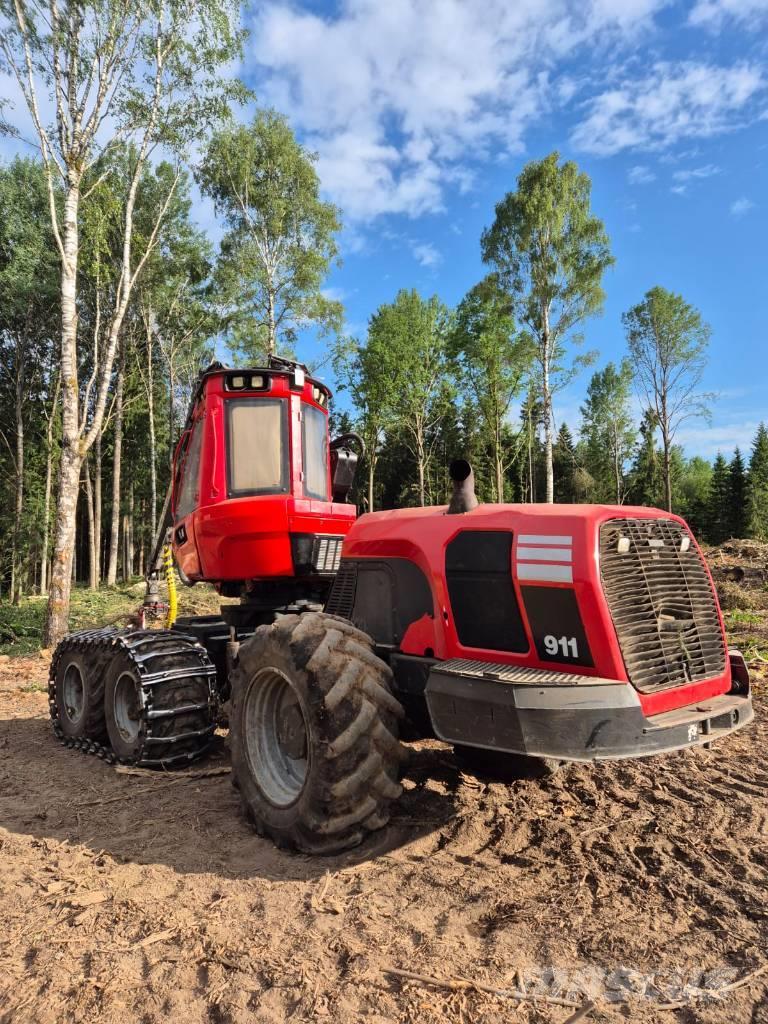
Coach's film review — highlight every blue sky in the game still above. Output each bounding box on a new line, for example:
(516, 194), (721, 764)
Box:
(1, 0), (765, 459)
(241, 0), (768, 458)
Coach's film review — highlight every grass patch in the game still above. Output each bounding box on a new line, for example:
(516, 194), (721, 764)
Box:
(0, 578), (221, 657)
(725, 609), (762, 626)
(0, 583), (141, 656)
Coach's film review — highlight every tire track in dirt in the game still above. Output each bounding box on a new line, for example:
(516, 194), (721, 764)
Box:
(2, 687), (768, 1023)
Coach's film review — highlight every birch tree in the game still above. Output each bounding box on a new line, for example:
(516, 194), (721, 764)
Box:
(580, 359), (637, 504)
(198, 109), (343, 360)
(623, 286), (712, 513)
(368, 290), (453, 507)
(332, 333), (399, 512)
(482, 153), (613, 503)
(450, 275), (533, 502)
(0, 0), (243, 644)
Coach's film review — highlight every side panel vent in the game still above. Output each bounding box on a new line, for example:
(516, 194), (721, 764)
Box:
(445, 530), (528, 653)
(600, 518), (726, 693)
(325, 559), (358, 619)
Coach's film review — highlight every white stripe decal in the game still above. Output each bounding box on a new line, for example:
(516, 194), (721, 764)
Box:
(517, 562), (573, 583)
(517, 534), (572, 546)
(516, 547), (573, 563)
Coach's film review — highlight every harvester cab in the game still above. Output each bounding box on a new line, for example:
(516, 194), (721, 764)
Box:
(49, 368), (755, 857)
(170, 357), (360, 598)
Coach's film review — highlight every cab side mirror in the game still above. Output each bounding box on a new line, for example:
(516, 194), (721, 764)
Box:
(329, 433), (365, 504)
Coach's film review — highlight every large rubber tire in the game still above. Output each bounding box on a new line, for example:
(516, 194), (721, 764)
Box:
(53, 647), (107, 742)
(230, 612), (406, 854)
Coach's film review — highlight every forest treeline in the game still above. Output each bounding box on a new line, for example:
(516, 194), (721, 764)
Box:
(0, 1), (763, 643)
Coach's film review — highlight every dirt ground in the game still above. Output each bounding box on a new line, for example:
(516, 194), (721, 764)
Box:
(2, 559), (768, 1023)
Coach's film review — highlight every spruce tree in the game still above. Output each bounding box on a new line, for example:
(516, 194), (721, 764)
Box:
(728, 448), (748, 539)
(553, 423), (577, 503)
(706, 453), (730, 544)
(627, 410), (662, 507)
(747, 424), (768, 540)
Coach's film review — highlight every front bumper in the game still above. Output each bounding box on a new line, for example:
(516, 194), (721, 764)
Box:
(425, 658), (753, 762)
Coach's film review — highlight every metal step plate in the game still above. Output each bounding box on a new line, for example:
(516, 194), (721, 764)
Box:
(435, 658), (620, 687)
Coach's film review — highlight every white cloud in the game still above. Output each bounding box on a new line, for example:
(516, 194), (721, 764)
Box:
(671, 184), (688, 195)
(672, 162), (721, 180)
(730, 196), (756, 215)
(689, 0), (768, 28)
(249, 0), (670, 221)
(676, 420), (762, 456)
(628, 164), (656, 184)
(412, 242), (442, 268)
(572, 61), (765, 156)
(321, 286), (349, 302)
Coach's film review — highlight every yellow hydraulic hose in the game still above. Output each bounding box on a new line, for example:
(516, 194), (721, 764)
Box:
(163, 544), (178, 628)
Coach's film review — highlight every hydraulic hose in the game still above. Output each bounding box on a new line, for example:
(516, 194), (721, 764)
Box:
(163, 544), (178, 628)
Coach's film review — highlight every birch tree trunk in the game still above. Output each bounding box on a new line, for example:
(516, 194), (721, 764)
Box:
(126, 484), (135, 579)
(44, 183), (83, 645)
(84, 456), (97, 590)
(661, 395), (673, 512)
(542, 321), (554, 504)
(94, 433), (102, 583)
(106, 366), (124, 586)
(40, 373), (60, 595)
(11, 348), (24, 605)
(146, 318), (158, 536)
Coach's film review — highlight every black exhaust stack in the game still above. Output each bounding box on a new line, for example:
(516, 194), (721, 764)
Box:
(446, 459), (478, 515)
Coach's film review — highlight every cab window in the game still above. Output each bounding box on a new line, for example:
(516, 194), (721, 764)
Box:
(227, 398), (288, 496)
(175, 417), (204, 520)
(302, 403), (329, 500)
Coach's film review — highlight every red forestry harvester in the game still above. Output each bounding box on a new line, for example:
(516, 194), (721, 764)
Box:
(49, 358), (753, 853)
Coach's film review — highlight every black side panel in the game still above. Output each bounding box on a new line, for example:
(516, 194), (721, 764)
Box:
(520, 586), (594, 668)
(331, 558), (433, 647)
(445, 531), (528, 653)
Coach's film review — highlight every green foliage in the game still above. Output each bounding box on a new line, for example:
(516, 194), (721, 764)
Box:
(0, 581), (221, 655)
(553, 423), (577, 503)
(706, 453), (731, 545)
(0, 158), (60, 598)
(623, 285), (712, 512)
(481, 152), (614, 338)
(728, 448), (748, 540)
(199, 109), (343, 359)
(367, 290), (454, 506)
(747, 424), (768, 540)
(675, 455), (712, 536)
(450, 274), (532, 500)
(627, 410), (663, 507)
(481, 151), (613, 501)
(580, 360), (637, 504)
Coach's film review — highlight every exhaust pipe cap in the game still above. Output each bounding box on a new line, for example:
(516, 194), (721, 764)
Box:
(447, 459), (479, 515)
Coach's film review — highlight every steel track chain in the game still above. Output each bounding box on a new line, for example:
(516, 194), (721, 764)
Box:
(49, 627), (218, 768)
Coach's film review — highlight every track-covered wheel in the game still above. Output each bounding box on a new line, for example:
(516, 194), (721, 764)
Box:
(50, 628), (217, 767)
(230, 612), (406, 854)
(102, 632), (218, 766)
(52, 646), (108, 742)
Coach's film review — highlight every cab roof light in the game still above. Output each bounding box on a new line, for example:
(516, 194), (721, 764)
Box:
(226, 373), (268, 392)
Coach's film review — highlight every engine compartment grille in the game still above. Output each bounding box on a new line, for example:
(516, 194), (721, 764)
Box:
(325, 559), (358, 618)
(600, 518), (726, 693)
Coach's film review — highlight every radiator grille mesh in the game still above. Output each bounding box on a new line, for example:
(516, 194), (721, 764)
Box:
(600, 518), (726, 693)
(324, 559), (358, 619)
